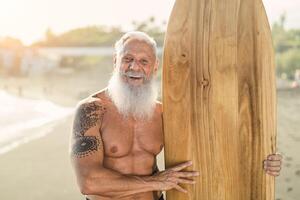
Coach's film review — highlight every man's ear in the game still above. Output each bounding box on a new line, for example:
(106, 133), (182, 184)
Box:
(113, 53), (117, 68)
(153, 59), (159, 74)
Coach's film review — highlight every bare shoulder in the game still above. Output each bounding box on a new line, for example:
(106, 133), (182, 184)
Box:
(155, 100), (162, 115)
(76, 88), (109, 112)
(73, 89), (108, 137)
(77, 88), (108, 106)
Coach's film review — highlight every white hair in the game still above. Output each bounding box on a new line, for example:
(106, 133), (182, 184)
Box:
(106, 68), (158, 120)
(114, 31), (157, 58)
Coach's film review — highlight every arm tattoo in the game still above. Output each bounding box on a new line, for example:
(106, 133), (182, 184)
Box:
(72, 136), (101, 158)
(72, 101), (106, 157)
(73, 101), (106, 136)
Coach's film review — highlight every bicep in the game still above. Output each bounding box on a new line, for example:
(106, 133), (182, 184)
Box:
(71, 129), (104, 164)
(70, 100), (106, 174)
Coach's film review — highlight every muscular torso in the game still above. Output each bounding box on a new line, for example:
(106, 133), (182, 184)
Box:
(87, 90), (164, 200)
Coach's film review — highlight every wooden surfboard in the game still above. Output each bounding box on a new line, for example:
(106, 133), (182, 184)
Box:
(162, 0), (277, 199)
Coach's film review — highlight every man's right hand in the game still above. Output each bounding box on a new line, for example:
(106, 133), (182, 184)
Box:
(150, 161), (199, 193)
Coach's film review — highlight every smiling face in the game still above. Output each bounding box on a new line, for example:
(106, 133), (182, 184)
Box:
(114, 38), (159, 87)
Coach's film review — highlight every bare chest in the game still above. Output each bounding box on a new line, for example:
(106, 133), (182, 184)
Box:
(101, 111), (163, 158)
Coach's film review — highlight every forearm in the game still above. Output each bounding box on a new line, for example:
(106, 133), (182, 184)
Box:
(82, 166), (157, 198)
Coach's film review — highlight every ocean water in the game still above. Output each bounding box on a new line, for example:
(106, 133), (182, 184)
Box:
(0, 90), (74, 154)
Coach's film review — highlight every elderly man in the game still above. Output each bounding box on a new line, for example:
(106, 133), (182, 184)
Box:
(70, 31), (282, 200)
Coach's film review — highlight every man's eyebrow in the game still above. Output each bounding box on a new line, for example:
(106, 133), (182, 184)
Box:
(122, 53), (133, 57)
(122, 52), (154, 60)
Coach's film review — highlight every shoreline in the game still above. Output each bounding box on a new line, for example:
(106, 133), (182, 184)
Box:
(0, 89), (74, 154)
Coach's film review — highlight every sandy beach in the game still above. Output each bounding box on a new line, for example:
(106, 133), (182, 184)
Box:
(275, 89), (300, 200)
(0, 116), (82, 199)
(0, 66), (299, 199)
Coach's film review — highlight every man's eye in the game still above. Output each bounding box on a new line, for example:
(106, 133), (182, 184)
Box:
(141, 60), (149, 65)
(124, 57), (133, 62)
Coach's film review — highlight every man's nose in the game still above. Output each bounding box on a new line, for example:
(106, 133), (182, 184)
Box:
(129, 60), (141, 71)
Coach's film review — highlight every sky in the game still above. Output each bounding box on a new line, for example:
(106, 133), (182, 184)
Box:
(0, 0), (299, 45)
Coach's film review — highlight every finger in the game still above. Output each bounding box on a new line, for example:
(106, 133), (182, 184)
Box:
(175, 171), (200, 177)
(170, 161), (193, 171)
(267, 154), (282, 161)
(264, 160), (281, 167)
(173, 183), (188, 193)
(176, 178), (196, 185)
(266, 166), (281, 172)
(266, 170), (280, 177)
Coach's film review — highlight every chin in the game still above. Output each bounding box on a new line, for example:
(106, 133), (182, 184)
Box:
(127, 79), (144, 87)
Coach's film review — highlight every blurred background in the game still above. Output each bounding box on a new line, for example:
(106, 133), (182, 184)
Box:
(0, 0), (299, 199)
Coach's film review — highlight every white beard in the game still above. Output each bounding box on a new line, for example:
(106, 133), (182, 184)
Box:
(106, 69), (158, 120)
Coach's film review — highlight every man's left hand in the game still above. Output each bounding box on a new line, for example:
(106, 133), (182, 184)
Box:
(263, 153), (283, 177)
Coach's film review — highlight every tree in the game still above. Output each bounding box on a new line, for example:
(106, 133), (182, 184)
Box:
(276, 49), (300, 79)
(131, 16), (165, 46)
(45, 28), (55, 41)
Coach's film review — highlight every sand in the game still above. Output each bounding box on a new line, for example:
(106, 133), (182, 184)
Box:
(275, 89), (300, 200)
(0, 117), (82, 199)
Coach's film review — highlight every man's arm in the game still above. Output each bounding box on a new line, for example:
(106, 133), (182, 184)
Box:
(70, 99), (157, 198)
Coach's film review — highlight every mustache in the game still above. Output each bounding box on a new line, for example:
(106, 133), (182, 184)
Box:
(119, 70), (146, 78)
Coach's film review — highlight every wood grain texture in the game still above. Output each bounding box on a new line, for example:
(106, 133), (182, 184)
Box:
(162, 0), (277, 199)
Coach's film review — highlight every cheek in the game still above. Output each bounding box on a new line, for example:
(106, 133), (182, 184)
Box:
(119, 63), (129, 72)
(144, 67), (153, 76)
